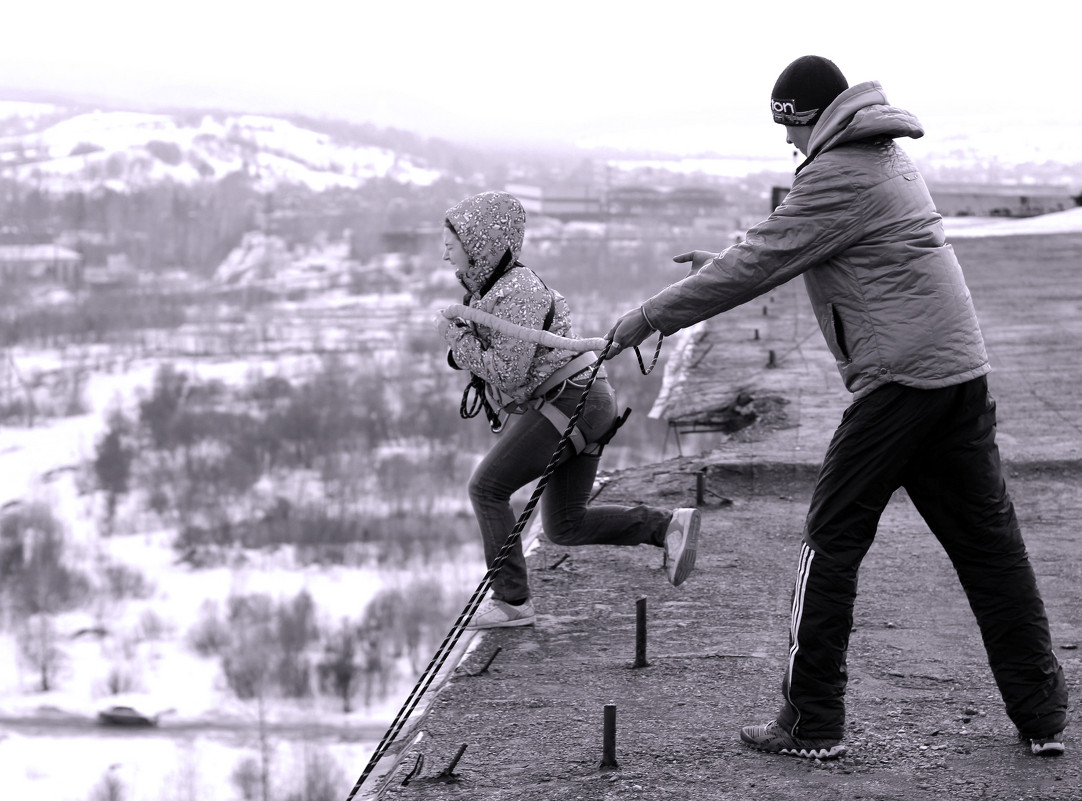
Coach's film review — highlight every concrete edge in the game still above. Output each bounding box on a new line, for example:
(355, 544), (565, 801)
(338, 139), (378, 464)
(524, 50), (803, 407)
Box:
(359, 519), (545, 798)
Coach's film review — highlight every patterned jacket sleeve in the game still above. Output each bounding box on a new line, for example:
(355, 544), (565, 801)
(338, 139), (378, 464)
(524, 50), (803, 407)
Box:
(445, 270), (551, 396)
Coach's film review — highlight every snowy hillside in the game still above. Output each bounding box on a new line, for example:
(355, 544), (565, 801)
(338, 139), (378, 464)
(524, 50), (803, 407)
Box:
(1, 99), (1078, 200)
(0, 103), (442, 193)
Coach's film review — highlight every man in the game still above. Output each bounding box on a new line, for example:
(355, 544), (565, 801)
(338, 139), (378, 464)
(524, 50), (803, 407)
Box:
(608, 55), (1068, 759)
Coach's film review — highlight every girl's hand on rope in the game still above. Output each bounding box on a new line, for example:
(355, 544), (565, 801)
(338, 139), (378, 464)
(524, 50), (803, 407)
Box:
(673, 250), (720, 278)
(434, 310), (469, 343)
(605, 307), (655, 360)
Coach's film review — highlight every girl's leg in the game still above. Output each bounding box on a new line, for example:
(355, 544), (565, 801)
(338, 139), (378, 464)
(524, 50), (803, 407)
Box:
(540, 377), (670, 548)
(541, 450), (670, 547)
(468, 409), (562, 604)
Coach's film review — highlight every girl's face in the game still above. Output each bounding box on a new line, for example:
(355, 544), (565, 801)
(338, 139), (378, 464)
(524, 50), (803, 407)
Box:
(442, 226), (472, 289)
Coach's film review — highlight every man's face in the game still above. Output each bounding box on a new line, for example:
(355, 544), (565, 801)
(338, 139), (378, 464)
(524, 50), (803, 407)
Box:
(785, 125), (813, 157)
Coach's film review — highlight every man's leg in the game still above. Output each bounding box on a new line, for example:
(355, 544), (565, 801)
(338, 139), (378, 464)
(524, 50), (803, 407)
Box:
(775, 384), (944, 740)
(902, 378), (1067, 740)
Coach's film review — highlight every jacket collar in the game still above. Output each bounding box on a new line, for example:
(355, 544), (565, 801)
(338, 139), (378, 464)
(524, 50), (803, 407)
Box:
(797, 81), (925, 173)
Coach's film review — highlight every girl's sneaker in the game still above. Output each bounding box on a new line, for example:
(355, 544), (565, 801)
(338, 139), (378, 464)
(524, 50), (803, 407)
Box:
(468, 598), (536, 629)
(664, 508), (701, 586)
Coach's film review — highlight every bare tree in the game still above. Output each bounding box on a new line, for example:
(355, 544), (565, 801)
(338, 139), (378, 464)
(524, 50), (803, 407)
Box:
(94, 408), (134, 534)
(221, 595), (276, 801)
(87, 766), (126, 801)
(283, 744), (345, 801)
(17, 613), (64, 692)
(231, 756), (261, 801)
(319, 619), (360, 713)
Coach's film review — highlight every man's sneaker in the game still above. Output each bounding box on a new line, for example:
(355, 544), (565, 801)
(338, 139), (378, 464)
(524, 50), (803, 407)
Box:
(1024, 732), (1065, 756)
(467, 597), (536, 630)
(664, 507), (701, 586)
(740, 720), (847, 759)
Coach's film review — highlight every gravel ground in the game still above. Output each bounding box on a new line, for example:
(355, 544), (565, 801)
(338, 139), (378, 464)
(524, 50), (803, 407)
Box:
(366, 458), (1080, 800)
(357, 233), (1082, 800)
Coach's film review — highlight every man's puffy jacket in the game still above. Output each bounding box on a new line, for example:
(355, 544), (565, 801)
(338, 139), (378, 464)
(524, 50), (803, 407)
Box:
(642, 81), (990, 398)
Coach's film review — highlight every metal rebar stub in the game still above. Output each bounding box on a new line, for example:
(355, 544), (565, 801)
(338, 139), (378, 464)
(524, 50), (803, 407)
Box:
(547, 553), (570, 570)
(467, 646), (502, 677)
(400, 753), (424, 786)
(632, 597), (649, 669)
(599, 704), (619, 770)
(434, 743), (467, 783)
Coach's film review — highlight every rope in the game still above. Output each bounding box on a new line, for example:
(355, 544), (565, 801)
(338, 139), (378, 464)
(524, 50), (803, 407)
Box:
(460, 373), (504, 433)
(344, 332), (663, 800)
(440, 303), (610, 353)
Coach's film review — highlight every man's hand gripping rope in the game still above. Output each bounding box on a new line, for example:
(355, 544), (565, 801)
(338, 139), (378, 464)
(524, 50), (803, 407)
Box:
(605, 306), (664, 370)
(605, 248), (718, 363)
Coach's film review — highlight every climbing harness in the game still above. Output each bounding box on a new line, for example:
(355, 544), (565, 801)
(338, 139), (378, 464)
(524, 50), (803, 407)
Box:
(538, 400), (633, 456)
(344, 327), (663, 800)
(452, 277), (559, 434)
(452, 303), (606, 434)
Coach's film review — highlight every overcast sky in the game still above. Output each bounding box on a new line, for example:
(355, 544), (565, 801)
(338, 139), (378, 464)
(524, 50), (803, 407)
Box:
(2, 1), (1076, 157)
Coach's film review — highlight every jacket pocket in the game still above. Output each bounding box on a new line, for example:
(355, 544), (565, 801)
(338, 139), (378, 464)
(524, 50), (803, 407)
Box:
(828, 303), (851, 363)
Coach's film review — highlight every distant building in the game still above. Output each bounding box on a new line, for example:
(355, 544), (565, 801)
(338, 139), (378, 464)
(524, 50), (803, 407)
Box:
(506, 182), (728, 223)
(771, 183), (1078, 218)
(380, 226), (442, 256)
(666, 186), (729, 221)
(82, 253), (139, 288)
(606, 185), (664, 218)
(927, 183), (1076, 218)
(0, 243), (83, 287)
(507, 183), (605, 221)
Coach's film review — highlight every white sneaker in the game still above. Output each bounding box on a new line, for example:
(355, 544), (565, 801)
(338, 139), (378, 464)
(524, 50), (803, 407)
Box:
(664, 507), (701, 586)
(468, 597), (536, 629)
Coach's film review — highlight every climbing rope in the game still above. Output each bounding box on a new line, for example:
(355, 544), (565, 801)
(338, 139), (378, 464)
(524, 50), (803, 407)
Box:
(439, 303), (610, 353)
(344, 327), (663, 800)
(459, 373), (504, 433)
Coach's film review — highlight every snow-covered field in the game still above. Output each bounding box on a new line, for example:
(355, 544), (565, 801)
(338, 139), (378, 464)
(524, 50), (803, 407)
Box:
(0, 332), (483, 801)
(942, 206), (1082, 238)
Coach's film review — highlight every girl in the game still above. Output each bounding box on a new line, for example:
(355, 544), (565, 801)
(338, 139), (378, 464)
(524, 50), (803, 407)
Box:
(436, 191), (699, 629)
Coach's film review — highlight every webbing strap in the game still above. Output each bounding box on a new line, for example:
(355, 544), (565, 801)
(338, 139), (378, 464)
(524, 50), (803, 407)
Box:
(534, 351), (597, 399)
(537, 401), (590, 455)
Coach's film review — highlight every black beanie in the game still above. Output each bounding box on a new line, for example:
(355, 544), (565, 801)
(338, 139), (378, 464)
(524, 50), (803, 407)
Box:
(770, 55), (848, 126)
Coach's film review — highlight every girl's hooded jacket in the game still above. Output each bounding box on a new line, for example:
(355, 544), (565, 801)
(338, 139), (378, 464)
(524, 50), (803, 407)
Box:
(641, 81), (990, 399)
(442, 191), (590, 408)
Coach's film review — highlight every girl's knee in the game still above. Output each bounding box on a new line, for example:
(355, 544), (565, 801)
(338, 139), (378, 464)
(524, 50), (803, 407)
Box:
(469, 468), (516, 509)
(468, 472), (494, 506)
(545, 526), (575, 546)
(542, 513), (584, 546)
